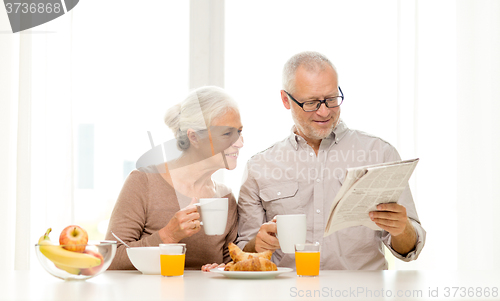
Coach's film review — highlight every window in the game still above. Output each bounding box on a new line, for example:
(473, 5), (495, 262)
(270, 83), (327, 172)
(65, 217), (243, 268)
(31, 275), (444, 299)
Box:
(71, 1), (189, 239)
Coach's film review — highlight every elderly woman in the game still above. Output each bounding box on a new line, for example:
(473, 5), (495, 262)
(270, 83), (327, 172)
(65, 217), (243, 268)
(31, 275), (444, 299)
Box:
(105, 86), (243, 270)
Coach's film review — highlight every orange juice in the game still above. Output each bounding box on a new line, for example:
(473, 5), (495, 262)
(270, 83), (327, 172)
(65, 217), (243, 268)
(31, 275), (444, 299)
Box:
(295, 251), (320, 276)
(160, 254), (185, 276)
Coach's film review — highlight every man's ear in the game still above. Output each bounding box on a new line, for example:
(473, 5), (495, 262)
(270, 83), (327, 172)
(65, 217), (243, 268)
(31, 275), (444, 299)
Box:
(281, 90), (291, 110)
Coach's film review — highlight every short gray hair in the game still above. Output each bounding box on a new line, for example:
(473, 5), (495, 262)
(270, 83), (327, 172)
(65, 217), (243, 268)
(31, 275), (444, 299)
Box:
(282, 51), (337, 93)
(164, 86), (238, 151)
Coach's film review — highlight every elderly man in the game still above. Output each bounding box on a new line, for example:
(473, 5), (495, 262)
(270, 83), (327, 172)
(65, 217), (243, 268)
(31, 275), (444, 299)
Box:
(236, 51), (425, 269)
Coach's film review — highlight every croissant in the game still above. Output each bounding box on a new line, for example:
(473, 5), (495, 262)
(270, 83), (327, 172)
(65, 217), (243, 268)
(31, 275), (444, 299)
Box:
(224, 262), (235, 271)
(227, 257), (277, 272)
(228, 243), (272, 262)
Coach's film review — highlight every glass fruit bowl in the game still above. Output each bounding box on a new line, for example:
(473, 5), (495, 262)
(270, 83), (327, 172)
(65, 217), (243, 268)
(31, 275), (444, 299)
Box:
(35, 240), (117, 280)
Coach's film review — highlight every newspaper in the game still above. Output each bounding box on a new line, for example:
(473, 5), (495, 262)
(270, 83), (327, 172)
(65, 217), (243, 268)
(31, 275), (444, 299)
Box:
(324, 158), (419, 237)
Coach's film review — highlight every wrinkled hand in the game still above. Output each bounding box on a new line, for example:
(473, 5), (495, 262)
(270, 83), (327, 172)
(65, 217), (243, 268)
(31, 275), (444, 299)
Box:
(160, 197), (201, 243)
(201, 263), (225, 272)
(369, 203), (409, 236)
(255, 217), (280, 253)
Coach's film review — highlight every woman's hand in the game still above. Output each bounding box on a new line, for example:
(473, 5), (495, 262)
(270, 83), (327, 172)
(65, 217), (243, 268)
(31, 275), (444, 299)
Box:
(159, 198), (201, 243)
(201, 263), (225, 272)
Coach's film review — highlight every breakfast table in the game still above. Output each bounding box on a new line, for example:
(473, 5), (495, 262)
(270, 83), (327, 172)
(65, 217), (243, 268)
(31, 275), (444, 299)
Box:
(1, 268), (499, 301)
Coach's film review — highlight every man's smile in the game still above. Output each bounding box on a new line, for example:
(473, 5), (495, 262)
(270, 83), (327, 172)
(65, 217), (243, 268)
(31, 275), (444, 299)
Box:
(313, 118), (332, 125)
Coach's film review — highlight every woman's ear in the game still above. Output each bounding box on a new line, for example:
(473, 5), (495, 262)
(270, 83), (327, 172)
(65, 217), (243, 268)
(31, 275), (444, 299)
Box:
(186, 129), (199, 149)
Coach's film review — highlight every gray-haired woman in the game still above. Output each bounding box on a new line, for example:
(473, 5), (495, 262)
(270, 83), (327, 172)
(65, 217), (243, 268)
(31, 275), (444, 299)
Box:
(106, 86), (244, 270)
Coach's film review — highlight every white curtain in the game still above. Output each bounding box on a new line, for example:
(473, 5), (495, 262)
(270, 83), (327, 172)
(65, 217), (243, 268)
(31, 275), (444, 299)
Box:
(455, 0), (500, 270)
(0, 16), (23, 271)
(393, 0), (461, 270)
(394, 0), (500, 270)
(0, 9), (75, 271)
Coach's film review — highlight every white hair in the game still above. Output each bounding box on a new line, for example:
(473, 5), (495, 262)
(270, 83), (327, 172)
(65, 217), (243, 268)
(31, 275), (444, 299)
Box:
(282, 51), (337, 93)
(164, 86), (238, 151)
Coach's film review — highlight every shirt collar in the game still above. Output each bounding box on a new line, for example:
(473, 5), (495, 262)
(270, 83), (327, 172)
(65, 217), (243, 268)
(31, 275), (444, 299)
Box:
(288, 119), (349, 150)
(333, 119), (349, 144)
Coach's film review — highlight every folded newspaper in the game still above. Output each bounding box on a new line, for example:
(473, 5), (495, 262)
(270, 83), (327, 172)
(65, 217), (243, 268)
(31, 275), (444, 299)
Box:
(324, 158), (419, 237)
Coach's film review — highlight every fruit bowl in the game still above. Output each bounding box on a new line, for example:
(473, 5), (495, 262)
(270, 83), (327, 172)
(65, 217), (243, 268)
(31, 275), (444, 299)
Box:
(35, 240), (117, 280)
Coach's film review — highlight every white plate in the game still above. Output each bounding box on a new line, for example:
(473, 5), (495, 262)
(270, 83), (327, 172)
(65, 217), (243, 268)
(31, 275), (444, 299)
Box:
(210, 267), (293, 279)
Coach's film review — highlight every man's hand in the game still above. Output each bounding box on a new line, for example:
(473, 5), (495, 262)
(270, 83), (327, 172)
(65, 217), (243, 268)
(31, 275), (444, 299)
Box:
(254, 219), (280, 253)
(244, 217), (280, 253)
(370, 203), (417, 255)
(369, 203), (408, 236)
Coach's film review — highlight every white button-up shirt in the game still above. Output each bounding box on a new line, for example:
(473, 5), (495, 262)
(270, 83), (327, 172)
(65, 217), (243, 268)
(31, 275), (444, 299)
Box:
(236, 120), (426, 270)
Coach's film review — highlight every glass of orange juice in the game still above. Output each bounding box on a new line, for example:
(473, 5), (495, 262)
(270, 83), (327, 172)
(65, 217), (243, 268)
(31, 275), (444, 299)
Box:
(295, 243), (320, 277)
(159, 243), (186, 277)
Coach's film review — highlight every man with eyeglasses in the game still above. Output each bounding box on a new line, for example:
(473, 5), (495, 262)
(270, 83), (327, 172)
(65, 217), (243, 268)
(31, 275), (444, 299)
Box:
(236, 51), (425, 270)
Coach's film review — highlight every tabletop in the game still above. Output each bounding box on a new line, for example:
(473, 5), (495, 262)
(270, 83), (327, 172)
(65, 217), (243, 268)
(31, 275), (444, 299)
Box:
(1, 269), (499, 301)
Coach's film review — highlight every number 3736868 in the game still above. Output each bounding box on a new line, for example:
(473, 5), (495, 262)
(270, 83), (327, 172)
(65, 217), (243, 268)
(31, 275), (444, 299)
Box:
(5, 2), (62, 14)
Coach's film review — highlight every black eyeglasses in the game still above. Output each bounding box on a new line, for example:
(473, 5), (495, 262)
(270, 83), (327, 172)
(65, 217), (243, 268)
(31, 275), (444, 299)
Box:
(284, 87), (344, 112)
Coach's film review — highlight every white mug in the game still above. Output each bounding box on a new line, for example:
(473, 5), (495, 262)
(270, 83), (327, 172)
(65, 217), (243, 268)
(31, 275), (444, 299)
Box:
(195, 198), (228, 235)
(276, 214), (306, 253)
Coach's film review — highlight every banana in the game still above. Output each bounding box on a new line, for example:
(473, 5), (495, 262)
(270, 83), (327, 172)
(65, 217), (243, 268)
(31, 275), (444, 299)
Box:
(55, 263), (81, 275)
(38, 228), (102, 269)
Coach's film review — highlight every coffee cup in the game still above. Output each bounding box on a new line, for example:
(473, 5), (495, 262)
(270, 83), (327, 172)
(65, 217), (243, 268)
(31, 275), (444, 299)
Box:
(276, 214), (306, 253)
(195, 198), (228, 235)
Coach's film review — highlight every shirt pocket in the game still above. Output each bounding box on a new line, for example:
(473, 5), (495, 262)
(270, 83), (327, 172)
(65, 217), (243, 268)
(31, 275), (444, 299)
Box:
(259, 182), (301, 219)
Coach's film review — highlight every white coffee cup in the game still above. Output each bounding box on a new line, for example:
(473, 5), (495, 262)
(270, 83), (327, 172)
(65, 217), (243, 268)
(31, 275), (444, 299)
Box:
(276, 214), (306, 253)
(195, 198), (228, 235)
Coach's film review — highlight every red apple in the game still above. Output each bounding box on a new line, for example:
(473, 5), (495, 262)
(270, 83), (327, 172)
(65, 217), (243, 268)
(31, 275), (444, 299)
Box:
(80, 250), (104, 276)
(59, 225), (88, 252)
